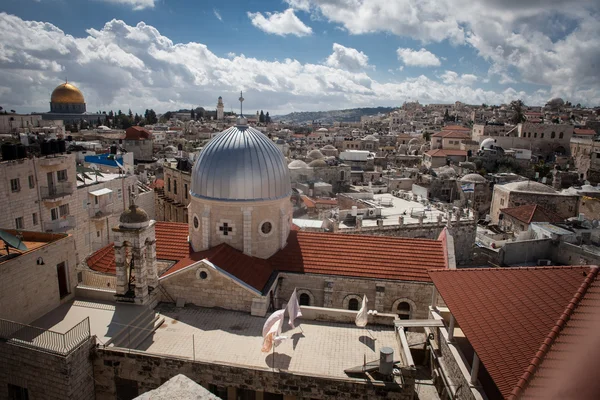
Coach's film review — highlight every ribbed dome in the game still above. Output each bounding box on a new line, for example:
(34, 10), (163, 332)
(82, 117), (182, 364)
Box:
(288, 160), (310, 169)
(191, 124), (291, 201)
(51, 83), (85, 104)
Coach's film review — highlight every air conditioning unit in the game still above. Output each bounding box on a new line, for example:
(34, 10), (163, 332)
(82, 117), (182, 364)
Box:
(537, 259), (552, 266)
(368, 209), (375, 217)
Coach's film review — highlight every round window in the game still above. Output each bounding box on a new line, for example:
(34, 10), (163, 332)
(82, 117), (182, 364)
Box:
(199, 271), (208, 280)
(193, 216), (199, 229)
(261, 221), (272, 235)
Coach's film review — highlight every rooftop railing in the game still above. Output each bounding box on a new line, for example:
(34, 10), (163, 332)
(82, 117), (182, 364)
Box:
(0, 317), (90, 356)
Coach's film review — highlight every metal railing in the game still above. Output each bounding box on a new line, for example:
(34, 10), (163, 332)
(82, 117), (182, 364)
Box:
(40, 182), (74, 199)
(0, 317), (90, 356)
(43, 215), (76, 233)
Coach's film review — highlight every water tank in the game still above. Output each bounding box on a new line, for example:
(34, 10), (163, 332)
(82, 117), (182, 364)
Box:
(40, 141), (51, 156)
(379, 347), (394, 375)
(49, 139), (59, 154)
(1, 143), (16, 161)
(15, 145), (26, 159)
(57, 139), (66, 153)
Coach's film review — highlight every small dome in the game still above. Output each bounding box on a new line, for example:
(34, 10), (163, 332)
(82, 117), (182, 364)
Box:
(362, 134), (378, 141)
(307, 149), (325, 160)
(191, 124), (291, 201)
(308, 159), (328, 168)
(481, 138), (496, 149)
(408, 138), (421, 145)
(322, 145), (336, 150)
(119, 204), (149, 226)
(461, 173), (486, 183)
(317, 127), (329, 132)
(51, 82), (85, 104)
(288, 160), (310, 169)
(503, 181), (556, 194)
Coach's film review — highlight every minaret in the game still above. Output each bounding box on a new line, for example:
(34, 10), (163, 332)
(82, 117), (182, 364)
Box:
(217, 96), (224, 120)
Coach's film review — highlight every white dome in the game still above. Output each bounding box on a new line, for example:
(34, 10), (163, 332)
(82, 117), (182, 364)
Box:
(308, 159), (327, 167)
(288, 160), (310, 169)
(191, 124), (291, 201)
(460, 173), (486, 183)
(481, 138), (496, 149)
(317, 127), (329, 132)
(307, 149), (325, 159)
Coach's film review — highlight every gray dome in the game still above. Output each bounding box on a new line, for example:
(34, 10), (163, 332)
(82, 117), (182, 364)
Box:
(288, 159), (310, 169)
(321, 145), (336, 150)
(307, 149), (325, 160)
(119, 204), (149, 226)
(191, 124), (291, 201)
(408, 138), (421, 145)
(461, 173), (486, 183)
(502, 181), (556, 194)
(308, 159), (327, 167)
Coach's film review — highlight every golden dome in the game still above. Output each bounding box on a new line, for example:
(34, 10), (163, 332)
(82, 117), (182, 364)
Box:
(51, 82), (85, 104)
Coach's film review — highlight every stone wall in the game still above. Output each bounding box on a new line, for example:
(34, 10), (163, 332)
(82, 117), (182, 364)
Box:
(437, 332), (478, 400)
(93, 348), (412, 400)
(552, 242), (600, 266)
(159, 260), (261, 312)
(0, 233), (77, 324)
(0, 338), (95, 400)
(277, 272), (434, 319)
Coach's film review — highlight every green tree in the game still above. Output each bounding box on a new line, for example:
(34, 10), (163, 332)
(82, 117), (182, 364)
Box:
(509, 100), (526, 124)
(191, 109), (195, 120)
(266, 112), (271, 124)
(259, 110), (265, 123)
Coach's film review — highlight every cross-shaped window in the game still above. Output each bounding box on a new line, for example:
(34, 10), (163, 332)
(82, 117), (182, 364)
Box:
(219, 223), (233, 236)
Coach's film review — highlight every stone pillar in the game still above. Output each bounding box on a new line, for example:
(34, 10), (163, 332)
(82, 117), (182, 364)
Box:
(134, 246), (149, 305)
(242, 207), (253, 256)
(470, 353), (480, 385)
(145, 239), (158, 289)
(375, 283), (385, 312)
(448, 314), (455, 342)
(333, 220), (339, 232)
(377, 218), (384, 227)
(398, 216), (404, 226)
(418, 215), (424, 226)
(323, 280), (334, 307)
(201, 207), (210, 250)
(356, 215), (363, 231)
(114, 245), (127, 296)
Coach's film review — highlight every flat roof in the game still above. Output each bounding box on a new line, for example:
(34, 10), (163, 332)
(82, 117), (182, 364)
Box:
(0, 229), (68, 264)
(137, 305), (401, 379)
(89, 188), (113, 196)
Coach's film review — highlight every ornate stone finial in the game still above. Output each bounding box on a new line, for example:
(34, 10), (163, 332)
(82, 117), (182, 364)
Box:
(129, 187), (137, 208)
(238, 91), (244, 117)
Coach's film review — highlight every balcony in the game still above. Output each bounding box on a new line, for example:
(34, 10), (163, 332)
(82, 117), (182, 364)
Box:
(88, 203), (114, 220)
(43, 215), (76, 233)
(41, 182), (74, 201)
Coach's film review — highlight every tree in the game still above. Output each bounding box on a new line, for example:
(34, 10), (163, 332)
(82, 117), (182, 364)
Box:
(444, 108), (450, 121)
(509, 100), (526, 125)
(191, 109), (195, 120)
(259, 110), (265, 123)
(134, 113), (141, 125)
(266, 112), (271, 124)
(128, 109), (133, 119)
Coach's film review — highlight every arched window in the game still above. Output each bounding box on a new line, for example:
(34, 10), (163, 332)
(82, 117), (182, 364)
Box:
(551, 132), (556, 139)
(299, 293), (310, 306)
(348, 298), (360, 311)
(397, 302), (411, 320)
(541, 132), (545, 138)
(534, 132), (537, 138)
(559, 132), (564, 139)
(340, 170), (345, 181)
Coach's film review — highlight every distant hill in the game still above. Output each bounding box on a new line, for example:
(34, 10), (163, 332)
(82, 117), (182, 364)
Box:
(272, 107), (395, 124)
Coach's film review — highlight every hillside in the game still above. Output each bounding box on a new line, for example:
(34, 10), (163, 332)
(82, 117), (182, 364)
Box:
(273, 107), (395, 124)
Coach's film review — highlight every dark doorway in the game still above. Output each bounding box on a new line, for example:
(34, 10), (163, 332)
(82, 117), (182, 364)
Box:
(56, 262), (69, 298)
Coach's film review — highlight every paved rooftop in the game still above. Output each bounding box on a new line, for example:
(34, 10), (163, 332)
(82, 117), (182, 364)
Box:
(137, 305), (401, 379)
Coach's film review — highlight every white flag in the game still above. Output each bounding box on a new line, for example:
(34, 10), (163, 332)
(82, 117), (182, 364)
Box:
(261, 309), (286, 353)
(287, 288), (303, 328)
(355, 295), (368, 328)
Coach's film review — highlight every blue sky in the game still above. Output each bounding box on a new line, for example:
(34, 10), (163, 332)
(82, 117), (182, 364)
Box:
(0, 0), (598, 114)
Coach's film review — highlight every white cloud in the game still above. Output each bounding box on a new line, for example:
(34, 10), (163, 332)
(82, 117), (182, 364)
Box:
(440, 70), (477, 86)
(397, 48), (441, 67)
(0, 13), (597, 117)
(213, 9), (222, 22)
(325, 43), (371, 72)
(247, 8), (312, 37)
(284, 0), (312, 12)
(99, 0), (155, 11)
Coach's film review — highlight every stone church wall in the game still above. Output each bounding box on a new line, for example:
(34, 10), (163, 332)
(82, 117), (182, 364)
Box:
(159, 261), (261, 312)
(93, 347), (412, 400)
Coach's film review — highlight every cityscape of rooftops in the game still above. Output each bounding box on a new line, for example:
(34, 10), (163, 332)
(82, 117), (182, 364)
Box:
(0, 1), (599, 400)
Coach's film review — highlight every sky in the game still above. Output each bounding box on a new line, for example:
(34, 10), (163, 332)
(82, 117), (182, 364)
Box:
(0, 0), (599, 115)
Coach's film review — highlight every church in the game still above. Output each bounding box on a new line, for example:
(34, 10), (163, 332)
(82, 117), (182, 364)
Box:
(36, 81), (106, 125)
(85, 113), (453, 318)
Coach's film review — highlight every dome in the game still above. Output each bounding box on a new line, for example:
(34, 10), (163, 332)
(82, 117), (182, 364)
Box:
(288, 160), (310, 169)
(461, 173), (486, 183)
(481, 138), (496, 150)
(322, 144), (336, 150)
(51, 82), (85, 104)
(191, 124), (291, 201)
(362, 134), (378, 141)
(308, 159), (327, 167)
(408, 138), (421, 145)
(317, 127), (329, 132)
(503, 181), (556, 194)
(119, 204), (149, 226)
(307, 149), (324, 160)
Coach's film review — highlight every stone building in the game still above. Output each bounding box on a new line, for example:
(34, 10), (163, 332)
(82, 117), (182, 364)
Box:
(431, 129), (470, 150)
(155, 158), (192, 223)
(423, 149), (468, 168)
(458, 173), (491, 218)
(489, 180), (579, 224)
(498, 204), (563, 234)
(123, 126), (154, 162)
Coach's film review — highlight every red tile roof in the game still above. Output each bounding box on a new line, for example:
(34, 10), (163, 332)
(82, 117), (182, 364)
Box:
(429, 266), (599, 400)
(519, 267), (600, 400)
(431, 130), (471, 139)
(301, 195), (316, 208)
(425, 149), (468, 157)
(125, 126), (151, 140)
(500, 204), (563, 224)
(272, 231), (446, 282)
(149, 178), (164, 189)
(574, 128), (596, 136)
(444, 125), (471, 132)
(88, 226), (448, 291)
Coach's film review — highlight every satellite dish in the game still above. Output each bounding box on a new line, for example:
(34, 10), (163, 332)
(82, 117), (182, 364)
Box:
(0, 229), (28, 253)
(89, 163), (99, 170)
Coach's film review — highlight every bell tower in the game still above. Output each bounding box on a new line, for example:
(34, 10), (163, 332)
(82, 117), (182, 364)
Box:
(217, 96), (224, 120)
(113, 191), (158, 305)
